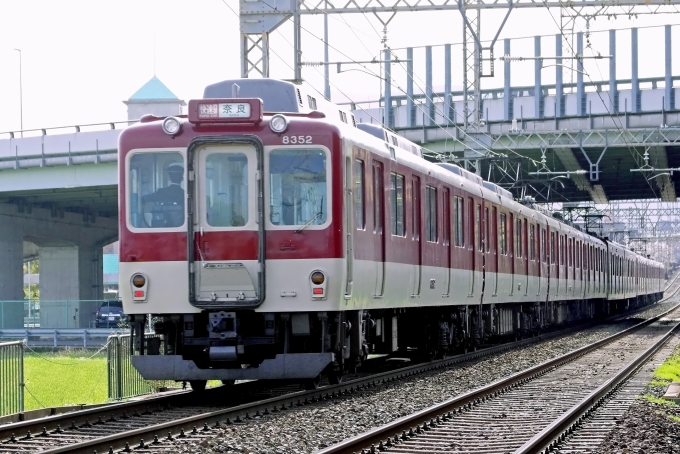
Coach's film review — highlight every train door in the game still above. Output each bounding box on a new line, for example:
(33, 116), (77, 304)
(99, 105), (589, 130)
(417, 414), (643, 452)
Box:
(188, 142), (263, 307)
(411, 176), (422, 297)
(509, 213), (515, 296)
(443, 188), (452, 297)
(492, 206), (499, 296)
(528, 223), (537, 296)
(373, 162), (386, 297)
(468, 197), (475, 296)
(345, 157), (354, 297)
(551, 231), (558, 297)
(539, 226), (546, 297)
(523, 220), (529, 296)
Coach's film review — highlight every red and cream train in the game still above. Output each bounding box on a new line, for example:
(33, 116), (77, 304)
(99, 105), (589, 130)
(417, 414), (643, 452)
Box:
(118, 79), (665, 389)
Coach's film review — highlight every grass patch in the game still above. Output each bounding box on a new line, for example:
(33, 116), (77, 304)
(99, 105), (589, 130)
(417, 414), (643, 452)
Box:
(654, 354), (680, 382)
(649, 380), (670, 387)
(23, 349), (108, 411)
(641, 394), (678, 406)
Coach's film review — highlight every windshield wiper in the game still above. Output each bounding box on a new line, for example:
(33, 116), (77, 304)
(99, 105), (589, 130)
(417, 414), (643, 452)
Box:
(294, 196), (323, 233)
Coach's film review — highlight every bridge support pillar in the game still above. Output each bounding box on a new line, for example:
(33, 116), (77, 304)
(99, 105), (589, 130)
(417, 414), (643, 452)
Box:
(632, 28), (640, 113)
(534, 36), (542, 119)
(0, 222), (24, 328)
(39, 244), (104, 329)
(665, 25), (674, 112)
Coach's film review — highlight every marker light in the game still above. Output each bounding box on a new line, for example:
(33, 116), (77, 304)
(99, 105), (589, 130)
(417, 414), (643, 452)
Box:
(134, 291), (145, 298)
(162, 117), (182, 135)
(270, 114), (289, 133)
(132, 274), (146, 288)
(311, 271), (325, 285)
(313, 288), (324, 295)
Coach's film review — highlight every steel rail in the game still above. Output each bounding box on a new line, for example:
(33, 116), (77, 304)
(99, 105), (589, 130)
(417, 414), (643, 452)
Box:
(515, 320), (680, 454)
(315, 299), (680, 454)
(0, 313), (626, 449)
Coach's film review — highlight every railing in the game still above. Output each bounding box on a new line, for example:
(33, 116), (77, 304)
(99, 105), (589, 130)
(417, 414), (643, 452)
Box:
(0, 300), (124, 329)
(0, 329), (119, 348)
(107, 334), (174, 401)
(0, 341), (24, 417)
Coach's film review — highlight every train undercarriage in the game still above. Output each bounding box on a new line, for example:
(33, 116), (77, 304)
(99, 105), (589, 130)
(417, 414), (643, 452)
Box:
(129, 294), (662, 390)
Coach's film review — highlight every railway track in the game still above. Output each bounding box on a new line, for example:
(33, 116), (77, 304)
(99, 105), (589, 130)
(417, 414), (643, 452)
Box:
(316, 306), (680, 454)
(0, 329), (569, 454)
(2, 275), (678, 454)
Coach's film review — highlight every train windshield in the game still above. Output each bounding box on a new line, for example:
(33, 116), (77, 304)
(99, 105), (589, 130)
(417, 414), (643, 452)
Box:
(127, 152), (185, 229)
(269, 149), (327, 226)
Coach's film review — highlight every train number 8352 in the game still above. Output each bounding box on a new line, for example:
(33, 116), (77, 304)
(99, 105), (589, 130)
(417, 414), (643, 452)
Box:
(282, 135), (313, 144)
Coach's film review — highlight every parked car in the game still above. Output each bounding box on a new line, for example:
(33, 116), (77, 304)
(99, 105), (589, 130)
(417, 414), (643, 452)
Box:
(95, 300), (126, 328)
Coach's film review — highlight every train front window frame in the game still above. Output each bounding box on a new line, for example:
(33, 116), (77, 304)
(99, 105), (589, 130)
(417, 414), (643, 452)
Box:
(126, 149), (186, 231)
(267, 147), (330, 230)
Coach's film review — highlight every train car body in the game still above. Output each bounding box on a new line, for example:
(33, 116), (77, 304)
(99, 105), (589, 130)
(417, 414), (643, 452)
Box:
(118, 79), (665, 387)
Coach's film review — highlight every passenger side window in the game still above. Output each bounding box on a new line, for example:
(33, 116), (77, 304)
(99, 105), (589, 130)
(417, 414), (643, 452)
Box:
(355, 160), (365, 229)
(515, 219), (523, 258)
(390, 172), (405, 236)
(453, 196), (464, 247)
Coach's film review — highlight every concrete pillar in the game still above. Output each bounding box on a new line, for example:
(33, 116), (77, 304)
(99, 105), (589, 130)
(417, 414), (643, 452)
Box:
(445, 44), (452, 123)
(39, 244), (103, 328)
(77, 244), (103, 328)
(665, 25), (674, 111)
(39, 246), (79, 328)
(426, 46), (434, 126)
(407, 48), (414, 127)
(384, 48), (392, 128)
(534, 36), (543, 119)
(556, 35), (563, 118)
(631, 28), (639, 113)
(504, 38), (512, 121)
(609, 29), (618, 113)
(577, 33), (585, 116)
(0, 222), (24, 328)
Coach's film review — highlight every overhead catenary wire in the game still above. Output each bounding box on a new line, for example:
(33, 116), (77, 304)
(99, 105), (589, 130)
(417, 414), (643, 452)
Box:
(541, 2), (661, 199)
(224, 1), (595, 203)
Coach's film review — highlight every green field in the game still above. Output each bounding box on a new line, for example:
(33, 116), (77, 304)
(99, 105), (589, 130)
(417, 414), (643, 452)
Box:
(23, 350), (108, 411)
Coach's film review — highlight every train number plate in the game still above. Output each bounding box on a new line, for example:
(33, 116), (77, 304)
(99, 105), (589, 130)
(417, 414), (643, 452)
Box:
(282, 135), (313, 144)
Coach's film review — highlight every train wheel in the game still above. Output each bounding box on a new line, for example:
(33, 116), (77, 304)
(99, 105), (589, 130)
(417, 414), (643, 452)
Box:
(303, 376), (321, 390)
(328, 370), (346, 385)
(221, 380), (235, 386)
(189, 380), (207, 392)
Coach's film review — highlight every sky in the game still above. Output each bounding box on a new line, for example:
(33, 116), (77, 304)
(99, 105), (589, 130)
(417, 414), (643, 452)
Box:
(0, 0), (677, 134)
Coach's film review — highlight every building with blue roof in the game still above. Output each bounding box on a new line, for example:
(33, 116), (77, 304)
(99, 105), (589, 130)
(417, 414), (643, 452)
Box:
(124, 76), (186, 121)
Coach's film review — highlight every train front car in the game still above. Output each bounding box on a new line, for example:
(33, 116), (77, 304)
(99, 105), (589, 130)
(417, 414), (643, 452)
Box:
(119, 80), (350, 389)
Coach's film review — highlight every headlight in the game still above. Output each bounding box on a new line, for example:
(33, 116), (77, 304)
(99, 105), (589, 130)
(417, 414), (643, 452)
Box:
(132, 274), (146, 288)
(311, 271), (325, 285)
(269, 114), (288, 133)
(162, 117), (182, 135)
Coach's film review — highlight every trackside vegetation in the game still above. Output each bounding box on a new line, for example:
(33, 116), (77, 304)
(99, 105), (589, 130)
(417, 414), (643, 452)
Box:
(23, 350), (107, 411)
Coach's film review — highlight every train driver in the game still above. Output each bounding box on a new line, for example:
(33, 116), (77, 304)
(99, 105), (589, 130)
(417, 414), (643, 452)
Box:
(142, 163), (185, 227)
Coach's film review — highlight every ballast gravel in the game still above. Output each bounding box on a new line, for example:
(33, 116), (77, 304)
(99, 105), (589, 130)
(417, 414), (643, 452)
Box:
(595, 345), (680, 454)
(171, 302), (678, 454)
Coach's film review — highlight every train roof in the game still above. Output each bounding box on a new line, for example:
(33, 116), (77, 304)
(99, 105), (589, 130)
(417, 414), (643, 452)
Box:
(200, 79), (661, 266)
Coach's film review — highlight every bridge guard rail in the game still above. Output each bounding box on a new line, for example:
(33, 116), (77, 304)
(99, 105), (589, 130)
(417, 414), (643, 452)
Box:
(107, 334), (174, 401)
(0, 341), (24, 417)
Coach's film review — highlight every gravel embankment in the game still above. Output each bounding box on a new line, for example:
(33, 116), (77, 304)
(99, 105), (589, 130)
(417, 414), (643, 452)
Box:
(172, 301), (679, 454)
(595, 343), (680, 454)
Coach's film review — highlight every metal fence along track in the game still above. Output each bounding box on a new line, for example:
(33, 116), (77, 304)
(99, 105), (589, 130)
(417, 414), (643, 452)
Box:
(0, 342), (24, 417)
(107, 334), (174, 401)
